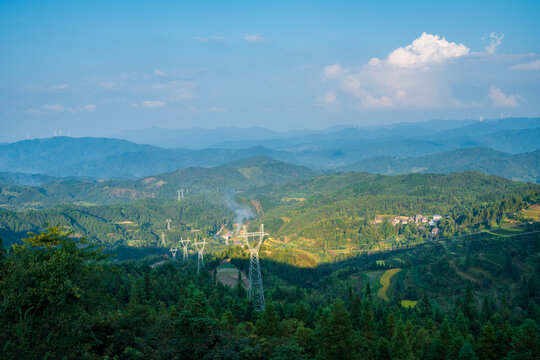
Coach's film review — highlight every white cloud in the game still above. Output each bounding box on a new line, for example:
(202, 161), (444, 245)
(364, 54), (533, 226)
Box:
(316, 92), (338, 106)
(194, 36), (226, 43)
(25, 103), (97, 115)
(243, 33), (265, 45)
(484, 32), (504, 54)
(323, 64), (346, 79)
(19, 83), (69, 93)
(371, 32), (469, 69)
(319, 33), (478, 109)
(141, 100), (165, 108)
(43, 104), (65, 112)
(154, 69), (166, 77)
(488, 86), (519, 107)
(511, 59), (540, 71)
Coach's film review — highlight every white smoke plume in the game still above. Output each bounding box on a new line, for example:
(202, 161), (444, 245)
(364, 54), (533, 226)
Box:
(224, 194), (255, 231)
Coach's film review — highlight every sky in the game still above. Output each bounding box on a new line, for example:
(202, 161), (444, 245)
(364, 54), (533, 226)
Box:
(1, 0), (539, 142)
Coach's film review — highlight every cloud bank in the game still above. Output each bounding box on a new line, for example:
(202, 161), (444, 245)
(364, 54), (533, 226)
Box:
(318, 32), (528, 111)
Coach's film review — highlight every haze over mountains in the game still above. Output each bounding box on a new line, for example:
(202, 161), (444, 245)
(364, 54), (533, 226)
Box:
(0, 117), (539, 182)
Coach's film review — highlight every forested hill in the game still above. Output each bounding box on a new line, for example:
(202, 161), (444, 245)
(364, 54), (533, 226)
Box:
(0, 156), (318, 210)
(0, 172), (58, 186)
(246, 172), (540, 254)
(343, 147), (540, 183)
(0, 136), (159, 175)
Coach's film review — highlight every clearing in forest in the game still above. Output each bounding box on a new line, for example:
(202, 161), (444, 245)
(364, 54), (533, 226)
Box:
(216, 261), (248, 289)
(401, 300), (418, 308)
(377, 268), (402, 301)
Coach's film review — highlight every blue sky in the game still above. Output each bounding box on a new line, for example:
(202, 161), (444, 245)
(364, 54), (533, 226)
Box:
(1, 0), (539, 141)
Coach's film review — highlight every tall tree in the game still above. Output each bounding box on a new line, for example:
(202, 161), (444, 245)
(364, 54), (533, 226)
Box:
(318, 300), (355, 360)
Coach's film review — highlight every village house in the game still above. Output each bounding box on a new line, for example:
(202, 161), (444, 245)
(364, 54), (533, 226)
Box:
(374, 216), (383, 224)
(431, 227), (440, 236)
(433, 214), (442, 221)
(397, 216), (409, 224)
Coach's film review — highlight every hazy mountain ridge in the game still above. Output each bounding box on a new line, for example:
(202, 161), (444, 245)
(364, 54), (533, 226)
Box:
(0, 172), (58, 186)
(343, 147), (540, 183)
(110, 126), (318, 149)
(0, 117), (538, 179)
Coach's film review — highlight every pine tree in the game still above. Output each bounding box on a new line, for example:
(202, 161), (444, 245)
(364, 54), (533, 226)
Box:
(376, 338), (391, 360)
(463, 283), (477, 320)
(481, 296), (492, 321)
(458, 342), (478, 360)
(455, 311), (469, 338)
(350, 295), (362, 330)
(432, 316), (453, 360)
(256, 301), (280, 337)
(386, 312), (396, 339)
(506, 319), (539, 360)
(0, 236), (5, 261)
(390, 322), (412, 360)
(361, 299), (376, 340)
(420, 293), (431, 317)
(477, 322), (497, 360)
(318, 300), (355, 360)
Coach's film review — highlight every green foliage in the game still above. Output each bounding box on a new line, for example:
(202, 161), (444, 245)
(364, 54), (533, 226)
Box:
(0, 225), (539, 359)
(252, 172), (540, 251)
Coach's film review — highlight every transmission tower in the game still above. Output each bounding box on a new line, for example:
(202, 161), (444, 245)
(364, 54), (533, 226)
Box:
(170, 247), (178, 260)
(180, 238), (190, 261)
(177, 189), (184, 201)
(193, 238), (206, 274)
(242, 224), (268, 311)
(161, 232), (166, 247)
(166, 219), (172, 231)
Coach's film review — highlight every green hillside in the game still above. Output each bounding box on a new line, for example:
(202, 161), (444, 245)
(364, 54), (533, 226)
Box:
(0, 195), (233, 247)
(0, 156), (318, 210)
(247, 172), (540, 257)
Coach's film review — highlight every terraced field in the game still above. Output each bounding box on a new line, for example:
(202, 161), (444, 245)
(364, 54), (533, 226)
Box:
(377, 268), (402, 301)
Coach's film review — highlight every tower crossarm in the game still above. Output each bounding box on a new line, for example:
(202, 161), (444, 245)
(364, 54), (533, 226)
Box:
(241, 224), (268, 251)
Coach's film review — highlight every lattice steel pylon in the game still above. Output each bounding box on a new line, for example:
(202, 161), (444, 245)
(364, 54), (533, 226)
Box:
(180, 238), (190, 261)
(193, 238), (206, 274)
(241, 224), (268, 311)
(161, 232), (166, 247)
(170, 247), (178, 260)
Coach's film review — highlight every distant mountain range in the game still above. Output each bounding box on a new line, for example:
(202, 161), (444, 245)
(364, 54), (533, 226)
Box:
(110, 126), (317, 149)
(0, 117), (538, 181)
(343, 147), (540, 183)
